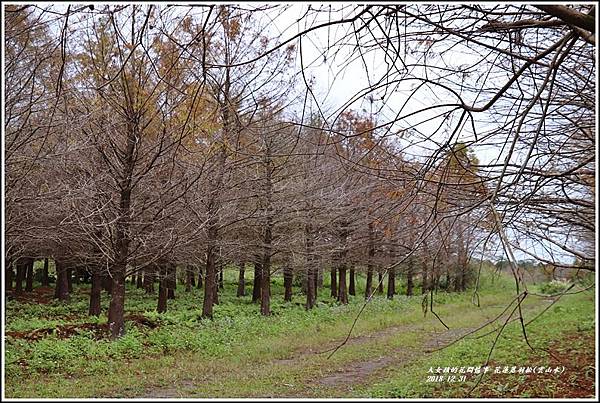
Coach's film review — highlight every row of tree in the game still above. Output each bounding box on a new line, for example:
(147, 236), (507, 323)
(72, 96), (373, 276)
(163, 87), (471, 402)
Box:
(5, 4), (594, 339)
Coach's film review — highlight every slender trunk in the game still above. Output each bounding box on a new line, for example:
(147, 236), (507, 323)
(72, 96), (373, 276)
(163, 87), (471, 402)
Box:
(349, 268), (355, 296)
(89, 269), (102, 316)
(157, 265), (168, 313)
(252, 260), (262, 303)
(25, 258), (34, 292)
(136, 272), (143, 289)
(330, 268), (338, 298)
(305, 222), (316, 309)
(236, 262), (245, 297)
(42, 257), (50, 287)
(260, 253), (271, 316)
(202, 231), (217, 318)
(15, 260), (26, 294)
(167, 263), (176, 299)
(107, 268), (125, 339)
(283, 265), (293, 302)
(190, 266), (196, 287)
(338, 267), (348, 304)
(387, 266), (396, 300)
(143, 265), (155, 294)
(54, 259), (69, 302)
(377, 270), (384, 293)
(185, 265), (193, 292)
(5, 257), (14, 292)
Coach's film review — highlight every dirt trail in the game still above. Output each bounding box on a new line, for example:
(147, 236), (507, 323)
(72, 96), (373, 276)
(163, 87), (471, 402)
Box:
(135, 297), (551, 398)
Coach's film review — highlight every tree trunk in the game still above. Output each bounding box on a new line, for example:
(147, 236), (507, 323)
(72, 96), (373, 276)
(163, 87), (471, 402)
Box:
(89, 269), (102, 316)
(202, 230), (217, 318)
(190, 266), (196, 287)
(54, 259), (69, 302)
(25, 258), (34, 292)
(338, 267), (348, 304)
(136, 272), (143, 289)
(349, 268), (355, 296)
(218, 264), (224, 290)
(167, 263), (176, 299)
(330, 268), (338, 298)
(102, 273), (113, 294)
(387, 267), (396, 300)
(15, 259), (26, 294)
(260, 254), (271, 316)
(143, 265), (155, 294)
(283, 265), (293, 302)
(377, 270), (384, 293)
(157, 265), (168, 313)
(107, 267), (126, 339)
(305, 222), (316, 310)
(236, 262), (245, 297)
(185, 265), (193, 292)
(5, 257), (14, 292)
(41, 258), (49, 287)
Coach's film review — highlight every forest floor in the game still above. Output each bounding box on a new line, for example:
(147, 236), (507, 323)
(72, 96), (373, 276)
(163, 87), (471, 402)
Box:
(4, 269), (596, 399)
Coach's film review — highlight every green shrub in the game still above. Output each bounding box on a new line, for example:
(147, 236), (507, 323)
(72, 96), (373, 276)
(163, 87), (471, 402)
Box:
(538, 279), (571, 295)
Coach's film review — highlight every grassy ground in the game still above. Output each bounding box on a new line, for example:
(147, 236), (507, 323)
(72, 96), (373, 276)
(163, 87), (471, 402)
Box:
(3, 267), (596, 398)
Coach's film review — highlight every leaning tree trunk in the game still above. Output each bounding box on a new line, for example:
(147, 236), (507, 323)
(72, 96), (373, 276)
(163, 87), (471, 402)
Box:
(349, 268), (356, 296)
(236, 262), (245, 297)
(89, 267), (102, 316)
(25, 258), (34, 292)
(283, 265), (293, 302)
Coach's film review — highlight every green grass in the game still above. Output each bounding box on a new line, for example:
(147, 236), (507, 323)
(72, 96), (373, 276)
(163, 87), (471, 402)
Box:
(4, 266), (595, 398)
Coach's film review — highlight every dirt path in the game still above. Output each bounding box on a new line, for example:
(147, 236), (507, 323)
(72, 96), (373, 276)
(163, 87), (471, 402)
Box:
(135, 297), (551, 398)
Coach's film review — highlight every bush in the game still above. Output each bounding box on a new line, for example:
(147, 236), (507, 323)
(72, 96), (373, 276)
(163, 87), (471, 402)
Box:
(538, 279), (571, 295)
